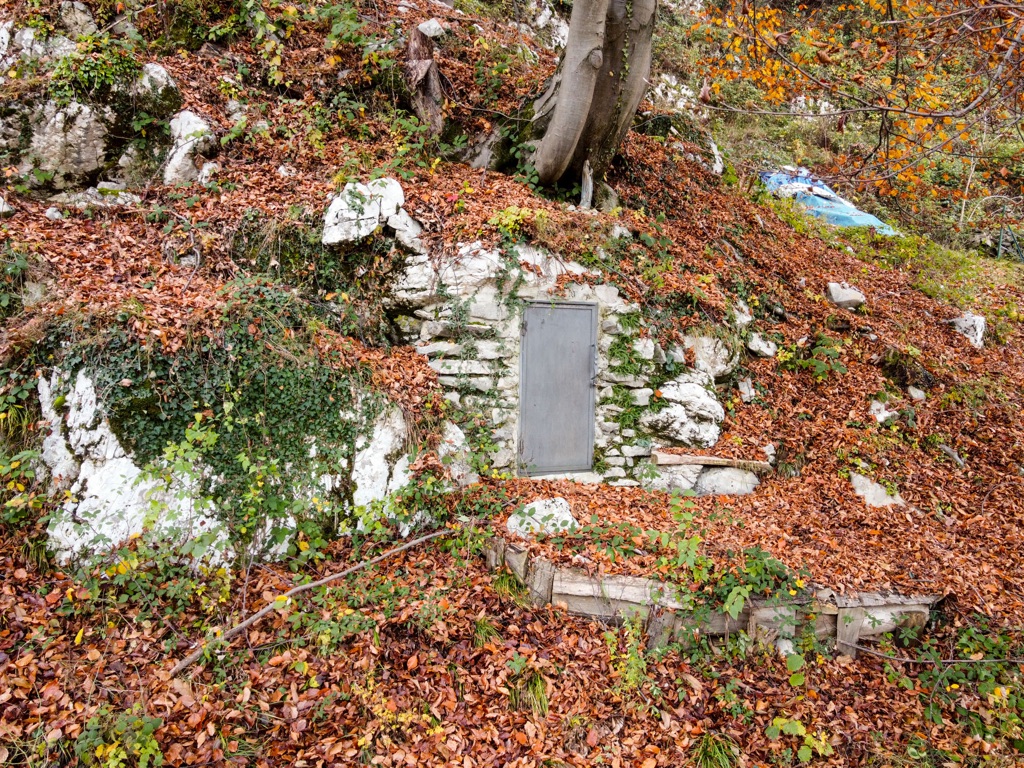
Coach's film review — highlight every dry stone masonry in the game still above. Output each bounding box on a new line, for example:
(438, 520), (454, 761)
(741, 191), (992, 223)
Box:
(312, 176), (776, 491)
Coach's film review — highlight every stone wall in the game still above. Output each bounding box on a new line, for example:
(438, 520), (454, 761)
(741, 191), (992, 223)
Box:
(386, 235), (729, 485)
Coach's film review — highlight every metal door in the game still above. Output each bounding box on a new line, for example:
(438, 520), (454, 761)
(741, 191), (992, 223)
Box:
(519, 301), (597, 475)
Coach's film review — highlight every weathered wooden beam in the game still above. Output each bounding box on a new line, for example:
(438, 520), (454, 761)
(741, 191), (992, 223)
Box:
(651, 450), (773, 474)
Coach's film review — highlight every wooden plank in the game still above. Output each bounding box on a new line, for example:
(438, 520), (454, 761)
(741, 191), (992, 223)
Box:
(651, 450), (773, 474)
(836, 606), (866, 657)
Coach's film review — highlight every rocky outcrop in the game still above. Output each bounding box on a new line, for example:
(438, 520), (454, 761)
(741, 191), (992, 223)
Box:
(131, 62), (182, 117)
(507, 497), (577, 538)
(49, 182), (141, 209)
(746, 332), (777, 358)
(694, 467), (760, 497)
(947, 312), (986, 349)
(164, 110), (215, 186)
(59, 1), (98, 38)
(39, 371), (220, 563)
(38, 368), (467, 563)
(850, 472), (904, 507)
(672, 334), (740, 381)
(640, 371), (724, 448)
(827, 282), (866, 310)
(22, 101), (113, 189)
(322, 178), (406, 244)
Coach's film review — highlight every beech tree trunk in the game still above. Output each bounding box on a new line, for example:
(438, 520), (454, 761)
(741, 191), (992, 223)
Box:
(530, 0), (657, 187)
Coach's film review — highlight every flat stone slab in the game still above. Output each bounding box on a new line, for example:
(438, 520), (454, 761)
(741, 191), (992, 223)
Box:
(651, 450), (773, 474)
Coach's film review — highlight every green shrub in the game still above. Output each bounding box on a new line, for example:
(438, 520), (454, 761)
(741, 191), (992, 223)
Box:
(48, 35), (141, 105)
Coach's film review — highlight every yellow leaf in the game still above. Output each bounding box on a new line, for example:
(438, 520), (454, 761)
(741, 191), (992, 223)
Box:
(75, 628), (84, 645)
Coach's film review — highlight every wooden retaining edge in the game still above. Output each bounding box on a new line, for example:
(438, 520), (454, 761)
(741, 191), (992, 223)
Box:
(651, 450), (774, 475)
(486, 539), (940, 657)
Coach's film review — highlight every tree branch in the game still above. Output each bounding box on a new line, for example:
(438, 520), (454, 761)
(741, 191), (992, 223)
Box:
(168, 528), (448, 676)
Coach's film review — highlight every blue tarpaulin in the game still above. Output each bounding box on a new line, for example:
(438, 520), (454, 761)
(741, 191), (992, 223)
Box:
(760, 168), (898, 236)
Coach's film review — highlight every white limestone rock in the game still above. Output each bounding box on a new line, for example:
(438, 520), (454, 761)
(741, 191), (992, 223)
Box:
(39, 371), (226, 564)
(747, 332), (777, 358)
(507, 497), (577, 538)
(907, 386), (926, 402)
(352, 407), (410, 508)
(946, 312), (986, 349)
(738, 377), (755, 403)
(529, 0), (569, 48)
(868, 400), (898, 423)
(643, 464), (701, 493)
(60, 2), (98, 38)
(0, 196), (13, 218)
(417, 18), (446, 37)
(671, 335), (740, 381)
(130, 63), (181, 116)
(49, 182), (140, 208)
(323, 177), (405, 244)
(164, 110), (215, 186)
(198, 161), (220, 185)
(0, 21), (12, 61)
(731, 299), (753, 330)
(387, 208), (427, 254)
(694, 467), (760, 497)
(11, 27), (76, 61)
(24, 101), (111, 188)
(850, 472), (904, 507)
(438, 422), (479, 487)
(827, 282), (866, 310)
(640, 371), (724, 448)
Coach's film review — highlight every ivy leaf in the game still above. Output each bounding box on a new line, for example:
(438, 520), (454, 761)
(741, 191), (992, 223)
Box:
(782, 719), (805, 736)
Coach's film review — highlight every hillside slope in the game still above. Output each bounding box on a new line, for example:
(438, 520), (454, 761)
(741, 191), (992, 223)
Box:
(2, 0), (1024, 765)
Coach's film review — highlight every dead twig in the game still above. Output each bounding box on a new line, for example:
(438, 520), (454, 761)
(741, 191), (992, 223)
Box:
(169, 528), (449, 676)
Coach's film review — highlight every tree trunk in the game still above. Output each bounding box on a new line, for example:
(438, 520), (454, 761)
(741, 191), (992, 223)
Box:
(405, 28), (444, 137)
(530, 0), (657, 187)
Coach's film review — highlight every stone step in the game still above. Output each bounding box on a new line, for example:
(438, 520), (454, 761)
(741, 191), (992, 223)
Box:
(652, 449), (773, 475)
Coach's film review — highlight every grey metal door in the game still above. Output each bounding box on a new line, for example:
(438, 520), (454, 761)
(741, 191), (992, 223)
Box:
(519, 302), (597, 475)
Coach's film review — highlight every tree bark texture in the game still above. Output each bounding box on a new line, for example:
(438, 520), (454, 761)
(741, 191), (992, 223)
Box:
(405, 28), (444, 137)
(531, 0), (657, 186)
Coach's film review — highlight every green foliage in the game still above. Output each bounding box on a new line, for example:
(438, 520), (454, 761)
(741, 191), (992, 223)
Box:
(73, 704), (163, 768)
(0, 246), (29, 321)
(59, 529), (233, 631)
(786, 652), (806, 686)
(907, 619), (1024, 747)
(231, 208), (382, 305)
(473, 616), (502, 647)
(492, 568), (528, 605)
(48, 35), (141, 105)
(777, 333), (848, 381)
(603, 611), (649, 700)
(283, 569), (408, 656)
(765, 716), (835, 763)
(690, 731), (740, 768)
(0, 365), (43, 530)
(0, 449), (43, 529)
(507, 656), (548, 717)
(59, 280), (384, 545)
